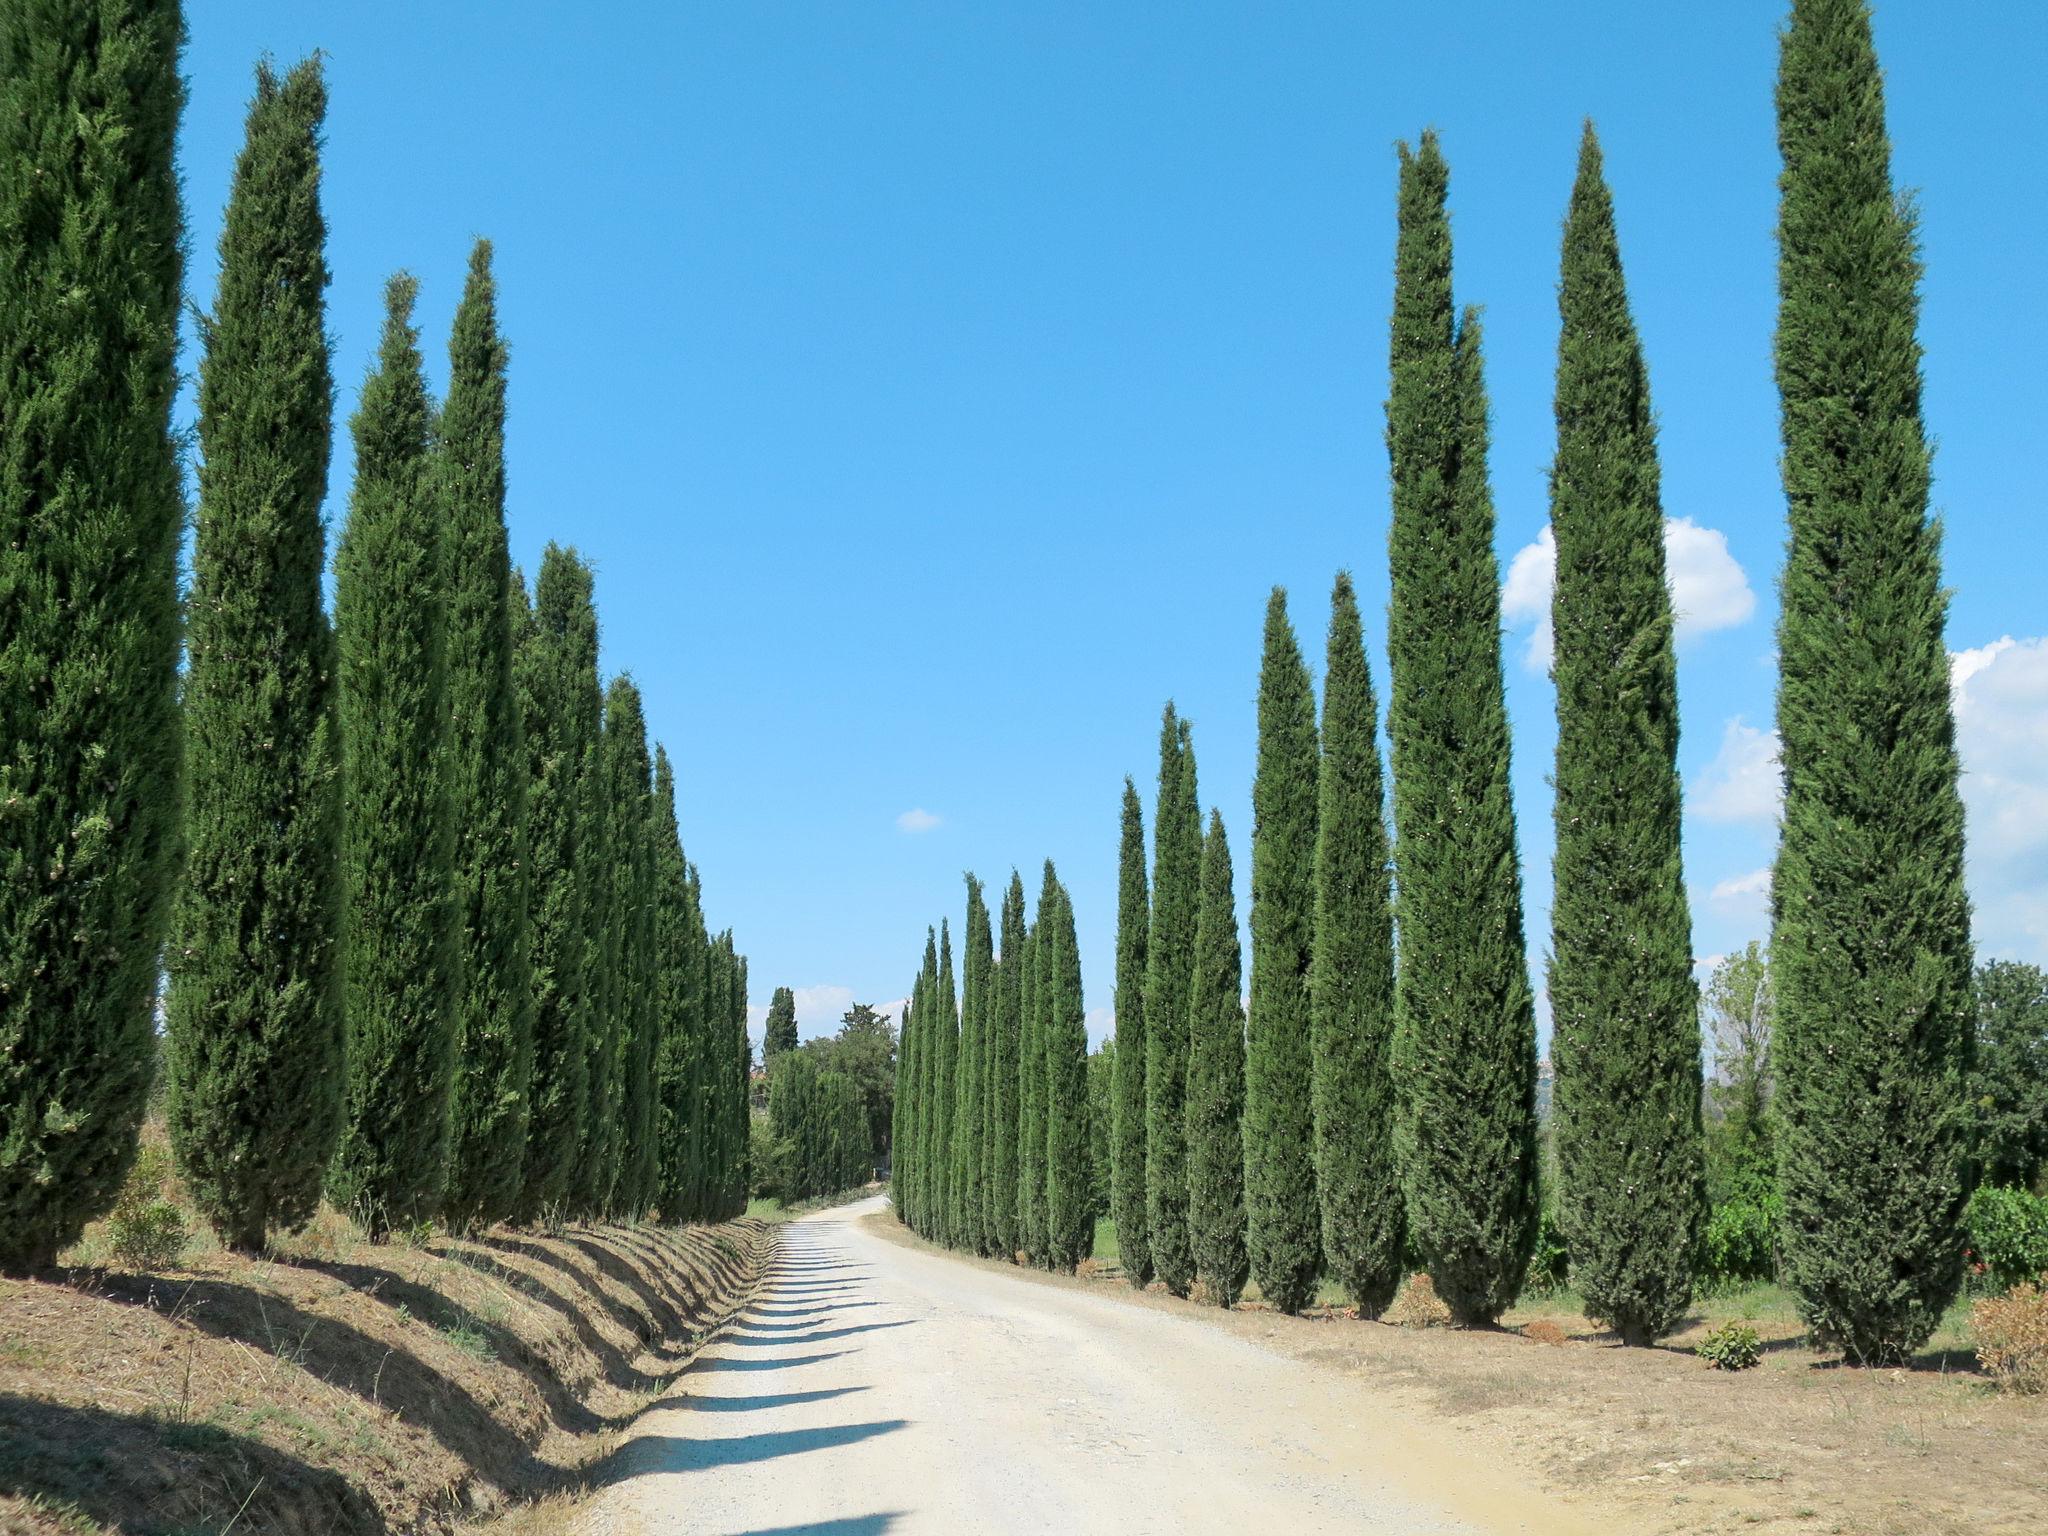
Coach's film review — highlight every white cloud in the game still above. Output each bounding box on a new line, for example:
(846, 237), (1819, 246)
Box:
(1710, 867), (1772, 904)
(896, 807), (942, 834)
(1085, 1006), (1115, 1047)
(1690, 717), (1783, 826)
(1703, 866), (1772, 928)
(1501, 517), (1757, 671)
(1951, 635), (2048, 961)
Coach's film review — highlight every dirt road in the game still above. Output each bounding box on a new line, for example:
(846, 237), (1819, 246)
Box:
(586, 1195), (1622, 1536)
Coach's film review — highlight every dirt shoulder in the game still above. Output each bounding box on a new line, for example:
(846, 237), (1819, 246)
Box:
(862, 1211), (2046, 1536)
(0, 1212), (771, 1535)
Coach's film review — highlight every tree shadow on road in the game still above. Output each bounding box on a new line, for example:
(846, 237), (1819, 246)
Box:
(724, 1321), (916, 1347)
(601, 1417), (908, 1474)
(690, 1350), (852, 1372)
(723, 1517), (905, 1536)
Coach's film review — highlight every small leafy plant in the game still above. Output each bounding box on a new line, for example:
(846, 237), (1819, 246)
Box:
(1696, 1320), (1762, 1371)
(106, 1144), (189, 1271)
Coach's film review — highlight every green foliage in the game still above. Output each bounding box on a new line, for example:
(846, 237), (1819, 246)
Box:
(1383, 133), (1538, 1325)
(1246, 589), (1321, 1314)
(763, 988), (799, 1063)
(330, 275), (456, 1238)
(987, 873), (1027, 1256)
(1310, 572), (1404, 1317)
(1546, 125), (1704, 1346)
(166, 57), (342, 1252)
(1703, 943), (1776, 1203)
(513, 548), (598, 1222)
(1971, 962), (2048, 1192)
(892, 978), (919, 1224)
(808, 1001), (897, 1177)
(1695, 1321), (1763, 1371)
(573, 668), (626, 1219)
(1186, 811), (1248, 1309)
(1963, 1186), (2048, 1293)
(1088, 1040), (1114, 1225)
(651, 749), (702, 1219)
(602, 678), (658, 1218)
(1017, 913), (1047, 1264)
(105, 1144), (190, 1272)
(438, 239), (535, 1232)
(1111, 779), (1152, 1286)
(1525, 1208), (1571, 1298)
(954, 877), (992, 1254)
(1700, 1187), (1783, 1290)
(0, 0), (186, 1272)
(1042, 874), (1093, 1272)
(1145, 707), (1202, 1297)
(1770, 0), (1975, 1365)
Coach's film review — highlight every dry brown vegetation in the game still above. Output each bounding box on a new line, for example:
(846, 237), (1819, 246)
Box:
(0, 1200), (771, 1535)
(868, 1211), (2048, 1535)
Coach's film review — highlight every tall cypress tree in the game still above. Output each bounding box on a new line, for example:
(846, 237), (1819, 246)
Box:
(989, 872), (1026, 1257)
(913, 928), (940, 1233)
(514, 548), (597, 1222)
(1246, 589), (1321, 1313)
(651, 748), (698, 1219)
(976, 934), (1004, 1254)
(763, 988), (799, 1063)
(726, 947), (753, 1217)
(1111, 779), (1152, 1287)
(165, 58), (340, 1251)
(0, 0), (186, 1272)
(1771, 0), (1973, 1364)
(1043, 875), (1094, 1272)
(1187, 810), (1249, 1309)
(574, 667), (624, 1218)
(1547, 125), (1704, 1345)
(1145, 709), (1202, 1296)
(1017, 914), (1046, 1264)
(1310, 573), (1403, 1316)
(1384, 135), (1538, 1325)
(929, 923), (959, 1241)
(439, 239), (535, 1232)
(330, 276), (457, 1237)
(893, 971), (920, 1225)
(603, 677), (658, 1217)
(680, 867), (714, 1220)
(955, 876), (993, 1254)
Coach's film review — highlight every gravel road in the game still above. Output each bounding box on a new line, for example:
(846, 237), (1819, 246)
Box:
(589, 1195), (1616, 1536)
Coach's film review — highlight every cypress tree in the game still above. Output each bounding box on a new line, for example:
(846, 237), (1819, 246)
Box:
(1112, 779), (1152, 1287)
(1384, 135), (1539, 1325)
(574, 668), (625, 1218)
(913, 928), (940, 1233)
(165, 57), (341, 1251)
(1771, 0), (1974, 1364)
(1043, 875), (1093, 1272)
(763, 987), (799, 1063)
(1187, 810), (1249, 1309)
(1145, 709), (1202, 1296)
(0, 0), (185, 1272)
(929, 923), (959, 1241)
(976, 935), (1004, 1254)
(1310, 573), (1403, 1316)
(514, 548), (597, 1222)
(439, 238), (535, 1232)
(678, 867), (713, 1220)
(727, 948), (753, 1217)
(1547, 125), (1704, 1345)
(1246, 589), (1321, 1313)
(988, 872), (1027, 1257)
(893, 976), (919, 1224)
(603, 677), (658, 1217)
(955, 876), (993, 1254)
(1017, 915), (1046, 1263)
(330, 276), (457, 1237)
(651, 748), (698, 1219)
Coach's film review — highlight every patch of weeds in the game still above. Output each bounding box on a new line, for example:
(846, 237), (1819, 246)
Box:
(105, 1145), (190, 1271)
(442, 1318), (496, 1362)
(17, 1494), (107, 1535)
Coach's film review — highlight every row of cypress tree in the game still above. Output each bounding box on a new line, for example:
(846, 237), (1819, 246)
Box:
(766, 1046), (873, 1201)
(894, 0), (1975, 1366)
(892, 867), (1095, 1270)
(0, 21), (752, 1270)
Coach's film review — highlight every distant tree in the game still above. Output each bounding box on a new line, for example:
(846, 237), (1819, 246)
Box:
(1546, 124), (1703, 1345)
(1088, 1039), (1115, 1224)
(329, 276), (457, 1237)
(167, 57), (343, 1252)
(514, 549), (598, 1222)
(954, 877), (993, 1254)
(1146, 708), (1203, 1296)
(1112, 778), (1152, 1286)
(1310, 572), (1403, 1316)
(1970, 962), (2048, 1192)
(813, 1002), (898, 1172)
(763, 988), (799, 1063)
(1017, 914), (1047, 1264)
(1043, 874), (1093, 1272)
(1246, 589), (1321, 1314)
(0, 0), (186, 1272)
(1770, 0), (1974, 1363)
(987, 873), (1027, 1256)
(439, 238), (535, 1233)
(1703, 942), (1775, 1194)
(1384, 134), (1538, 1325)
(1187, 810), (1249, 1309)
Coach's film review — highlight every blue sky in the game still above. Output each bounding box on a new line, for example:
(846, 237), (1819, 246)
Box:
(178, 2), (2048, 1048)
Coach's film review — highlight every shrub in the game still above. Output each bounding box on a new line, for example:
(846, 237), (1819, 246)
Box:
(1524, 1208), (1571, 1296)
(1385, 1272), (1452, 1329)
(1700, 1190), (1781, 1288)
(1972, 1282), (2048, 1394)
(1696, 1321), (1762, 1371)
(1962, 1185), (2048, 1292)
(105, 1145), (189, 1271)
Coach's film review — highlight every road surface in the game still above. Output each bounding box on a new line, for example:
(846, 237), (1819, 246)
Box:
(586, 1195), (1614, 1536)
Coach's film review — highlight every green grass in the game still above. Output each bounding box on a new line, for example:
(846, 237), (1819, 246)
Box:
(1090, 1216), (1119, 1266)
(745, 1197), (789, 1223)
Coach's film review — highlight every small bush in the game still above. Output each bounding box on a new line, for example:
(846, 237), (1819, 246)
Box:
(1962, 1185), (2048, 1292)
(105, 1145), (189, 1271)
(1972, 1281), (2048, 1394)
(1524, 1209), (1571, 1296)
(1385, 1272), (1452, 1329)
(1696, 1320), (1762, 1371)
(1700, 1192), (1780, 1288)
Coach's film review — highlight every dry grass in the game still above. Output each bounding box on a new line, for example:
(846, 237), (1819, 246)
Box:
(0, 1178), (771, 1536)
(1972, 1281), (2048, 1394)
